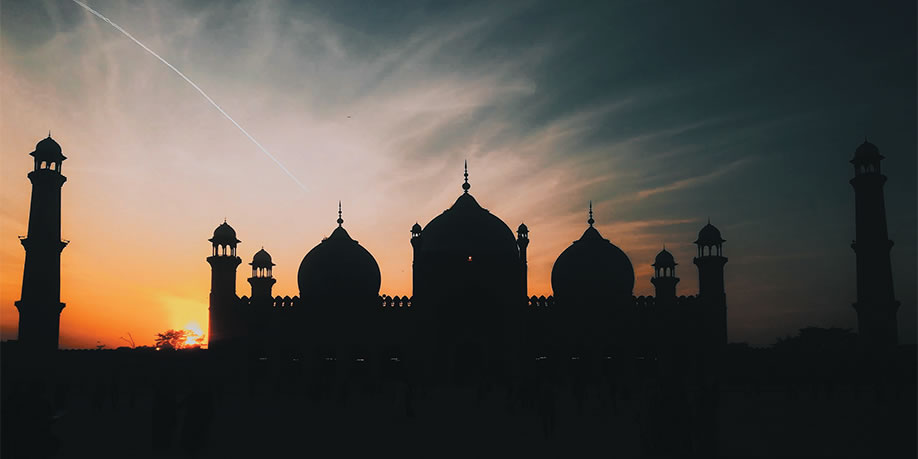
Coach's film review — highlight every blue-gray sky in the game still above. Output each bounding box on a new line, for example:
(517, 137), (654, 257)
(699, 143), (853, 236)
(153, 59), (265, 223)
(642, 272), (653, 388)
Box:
(1, 0), (914, 347)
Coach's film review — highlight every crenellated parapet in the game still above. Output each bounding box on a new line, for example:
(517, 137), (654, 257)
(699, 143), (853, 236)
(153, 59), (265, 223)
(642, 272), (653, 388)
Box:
(528, 295), (555, 308)
(379, 295), (413, 308)
(236, 294), (423, 311)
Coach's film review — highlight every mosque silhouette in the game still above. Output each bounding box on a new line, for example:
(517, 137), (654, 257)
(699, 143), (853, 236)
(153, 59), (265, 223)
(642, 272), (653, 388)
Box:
(14, 135), (901, 362)
(205, 162), (729, 375)
(7, 135), (912, 458)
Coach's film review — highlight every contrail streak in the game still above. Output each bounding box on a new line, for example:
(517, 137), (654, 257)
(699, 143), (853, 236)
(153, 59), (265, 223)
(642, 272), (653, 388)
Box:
(70, 0), (309, 192)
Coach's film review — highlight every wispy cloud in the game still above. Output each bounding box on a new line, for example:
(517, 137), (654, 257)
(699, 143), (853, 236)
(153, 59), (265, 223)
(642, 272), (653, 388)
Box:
(635, 157), (756, 199)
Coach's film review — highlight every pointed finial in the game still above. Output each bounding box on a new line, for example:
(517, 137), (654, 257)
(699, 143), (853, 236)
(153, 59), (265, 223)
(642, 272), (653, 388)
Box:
(224, 217), (227, 224)
(707, 217), (711, 225)
(462, 160), (470, 193)
(48, 130), (51, 138)
(337, 201), (344, 227)
(587, 201), (595, 227)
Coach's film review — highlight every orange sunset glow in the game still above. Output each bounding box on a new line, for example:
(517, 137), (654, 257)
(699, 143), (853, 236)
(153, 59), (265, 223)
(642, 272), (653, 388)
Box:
(1, 0), (914, 351)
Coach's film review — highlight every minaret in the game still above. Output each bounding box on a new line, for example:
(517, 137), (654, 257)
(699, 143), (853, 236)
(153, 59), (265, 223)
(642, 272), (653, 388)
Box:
(15, 135), (68, 351)
(207, 220), (241, 348)
(651, 246), (679, 305)
(248, 247), (276, 299)
(410, 221), (423, 297)
(693, 221), (728, 346)
(849, 140), (899, 351)
(517, 223), (529, 299)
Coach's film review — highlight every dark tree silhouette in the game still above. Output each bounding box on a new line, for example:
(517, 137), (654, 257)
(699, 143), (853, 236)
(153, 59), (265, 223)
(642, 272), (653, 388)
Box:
(773, 327), (858, 353)
(155, 329), (203, 350)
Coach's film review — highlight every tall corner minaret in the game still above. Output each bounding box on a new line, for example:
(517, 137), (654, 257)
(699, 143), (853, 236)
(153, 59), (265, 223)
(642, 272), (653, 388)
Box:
(693, 221), (728, 346)
(248, 247), (276, 300)
(849, 139), (899, 351)
(207, 220), (241, 348)
(517, 222), (529, 299)
(15, 135), (68, 351)
(410, 221), (423, 296)
(651, 246), (679, 306)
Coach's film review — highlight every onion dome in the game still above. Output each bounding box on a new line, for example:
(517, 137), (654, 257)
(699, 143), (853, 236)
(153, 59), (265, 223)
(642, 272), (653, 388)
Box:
(551, 207), (635, 299)
(411, 222), (423, 233)
(653, 248), (676, 268)
(298, 211), (381, 299)
(418, 164), (518, 256)
(419, 191), (517, 255)
(209, 220), (240, 245)
(518, 223), (529, 234)
(30, 135), (66, 163)
(694, 221), (725, 246)
(251, 248), (274, 267)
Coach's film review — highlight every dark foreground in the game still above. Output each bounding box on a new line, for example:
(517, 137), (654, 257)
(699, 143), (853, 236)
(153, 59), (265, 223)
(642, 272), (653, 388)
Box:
(2, 343), (915, 458)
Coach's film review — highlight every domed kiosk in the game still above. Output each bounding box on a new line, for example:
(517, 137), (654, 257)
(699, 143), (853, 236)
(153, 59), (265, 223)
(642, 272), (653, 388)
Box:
(30, 135), (66, 172)
(410, 164), (528, 380)
(298, 203), (381, 358)
(550, 203), (635, 355)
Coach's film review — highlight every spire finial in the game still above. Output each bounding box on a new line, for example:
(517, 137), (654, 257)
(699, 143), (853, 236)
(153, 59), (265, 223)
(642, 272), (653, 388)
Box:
(707, 217), (711, 225)
(224, 217), (227, 224)
(462, 160), (470, 193)
(587, 201), (595, 227)
(337, 201), (344, 227)
(48, 130), (51, 138)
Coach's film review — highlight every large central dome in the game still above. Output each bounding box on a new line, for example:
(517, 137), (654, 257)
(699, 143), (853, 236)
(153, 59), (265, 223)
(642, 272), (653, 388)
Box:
(420, 192), (518, 256)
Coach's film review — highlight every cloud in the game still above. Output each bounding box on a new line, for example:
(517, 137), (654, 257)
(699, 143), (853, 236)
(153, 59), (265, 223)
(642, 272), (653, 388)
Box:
(635, 157), (757, 199)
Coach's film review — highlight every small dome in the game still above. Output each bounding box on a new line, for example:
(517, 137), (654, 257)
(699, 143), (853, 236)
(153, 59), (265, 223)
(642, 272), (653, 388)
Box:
(298, 225), (381, 300)
(30, 136), (66, 162)
(210, 221), (240, 245)
(518, 223), (529, 234)
(551, 225), (635, 300)
(411, 222), (422, 233)
(251, 248), (274, 267)
(653, 248), (676, 267)
(854, 140), (880, 159)
(694, 222), (724, 246)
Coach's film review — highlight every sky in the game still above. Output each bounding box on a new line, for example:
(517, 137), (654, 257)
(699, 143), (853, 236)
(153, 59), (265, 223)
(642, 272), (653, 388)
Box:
(1, 0), (915, 349)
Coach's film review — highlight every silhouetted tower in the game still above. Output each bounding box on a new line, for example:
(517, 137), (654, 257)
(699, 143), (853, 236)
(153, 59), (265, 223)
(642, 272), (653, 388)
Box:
(410, 221), (423, 295)
(694, 221), (727, 346)
(15, 135), (68, 351)
(849, 140), (899, 350)
(651, 247), (679, 304)
(248, 248), (276, 299)
(517, 223), (529, 298)
(208, 220), (241, 348)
